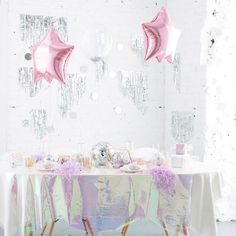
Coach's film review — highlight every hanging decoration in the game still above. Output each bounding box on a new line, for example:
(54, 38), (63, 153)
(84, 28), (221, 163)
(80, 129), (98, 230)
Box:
(18, 67), (42, 97)
(142, 7), (181, 63)
(120, 70), (148, 113)
(20, 14), (68, 46)
(30, 27), (74, 84)
(130, 33), (144, 58)
(173, 53), (181, 92)
(82, 29), (113, 80)
(58, 73), (86, 116)
(30, 109), (47, 139)
(171, 111), (194, 143)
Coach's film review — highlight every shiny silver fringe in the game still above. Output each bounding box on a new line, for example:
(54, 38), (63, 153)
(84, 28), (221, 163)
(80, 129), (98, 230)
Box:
(173, 53), (181, 93)
(18, 67), (42, 97)
(30, 109), (47, 139)
(171, 111), (194, 143)
(90, 57), (107, 80)
(20, 14), (68, 46)
(58, 73), (86, 116)
(120, 70), (148, 113)
(130, 34), (144, 58)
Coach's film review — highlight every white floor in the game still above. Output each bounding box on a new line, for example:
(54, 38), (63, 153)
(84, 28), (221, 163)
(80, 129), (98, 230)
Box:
(1, 220), (235, 235)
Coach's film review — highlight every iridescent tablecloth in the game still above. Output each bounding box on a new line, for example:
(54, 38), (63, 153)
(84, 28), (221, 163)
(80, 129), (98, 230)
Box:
(0, 161), (222, 236)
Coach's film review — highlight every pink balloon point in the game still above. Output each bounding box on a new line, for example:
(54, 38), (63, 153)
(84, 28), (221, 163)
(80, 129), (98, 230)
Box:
(142, 7), (181, 64)
(30, 27), (74, 84)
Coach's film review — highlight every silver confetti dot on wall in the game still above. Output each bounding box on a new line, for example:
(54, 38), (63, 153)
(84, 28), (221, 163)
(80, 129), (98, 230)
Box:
(24, 53), (32, 60)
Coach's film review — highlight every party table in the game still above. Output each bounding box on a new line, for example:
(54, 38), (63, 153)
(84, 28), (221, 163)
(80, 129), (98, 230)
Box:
(0, 160), (222, 236)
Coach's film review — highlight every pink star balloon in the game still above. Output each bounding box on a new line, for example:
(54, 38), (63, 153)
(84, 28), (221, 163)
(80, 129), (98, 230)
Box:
(30, 27), (74, 84)
(142, 7), (181, 63)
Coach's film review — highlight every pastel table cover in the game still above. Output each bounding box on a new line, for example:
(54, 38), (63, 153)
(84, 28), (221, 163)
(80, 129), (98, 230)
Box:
(0, 160), (222, 236)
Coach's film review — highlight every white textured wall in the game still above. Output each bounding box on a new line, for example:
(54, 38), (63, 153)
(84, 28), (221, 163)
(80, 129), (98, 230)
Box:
(0, 0), (9, 155)
(164, 0), (206, 158)
(0, 0), (206, 157)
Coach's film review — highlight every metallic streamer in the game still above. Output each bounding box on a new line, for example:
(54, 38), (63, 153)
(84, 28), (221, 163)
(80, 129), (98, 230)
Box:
(171, 111), (194, 143)
(58, 73), (86, 116)
(30, 109), (47, 139)
(18, 67), (42, 97)
(90, 57), (107, 80)
(120, 70), (148, 113)
(173, 53), (181, 93)
(20, 14), (68, 46)
(130, 33), (144, 58)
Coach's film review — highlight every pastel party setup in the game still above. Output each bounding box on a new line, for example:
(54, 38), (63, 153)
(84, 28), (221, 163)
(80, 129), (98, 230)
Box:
(1, 0), (235, 236)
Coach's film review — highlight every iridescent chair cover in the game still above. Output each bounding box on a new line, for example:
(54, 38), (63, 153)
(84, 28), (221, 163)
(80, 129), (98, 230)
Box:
(71, 175), (132, 232)
(41, 176), (57, 225)
(130, 175), (152, 219)
(13, 175), (37, 236)
(157, 175), (193, 236)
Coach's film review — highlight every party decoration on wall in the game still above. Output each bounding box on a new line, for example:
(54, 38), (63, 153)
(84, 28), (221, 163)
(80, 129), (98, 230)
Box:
(130, 33), (144, 58)
(30, 27), (74, 84)
(58, 73), (86, 116)
(82, 29), (113, 80)
(18, 67), (42, 97)
(171, 111), (194, 143)
(142, 7), (181, 63)
(20, 14), (68, 46)
(120, 70), (148, 113)
(173, 53), (181, 92)
(30, 109), (47, 139)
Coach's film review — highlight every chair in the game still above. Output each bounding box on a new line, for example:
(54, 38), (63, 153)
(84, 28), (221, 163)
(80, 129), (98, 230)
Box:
(40, 175), (71, 236)
(75, 175), (132, 235)
(157, 175), (193, 236)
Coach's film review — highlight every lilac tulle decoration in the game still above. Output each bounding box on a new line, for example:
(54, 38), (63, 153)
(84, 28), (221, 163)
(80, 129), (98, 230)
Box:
(150, 166), (176, 195)
(34, 154), (44, 163)
(55, 161), (81, 180)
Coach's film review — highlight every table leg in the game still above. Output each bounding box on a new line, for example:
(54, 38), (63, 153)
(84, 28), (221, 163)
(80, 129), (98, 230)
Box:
(175, 224), (181, 236)
(40, 224), (47, 236)
(121, 225), (129, 236)
(160, 220), (170, 236)
(86, 218), (94, 236)
(121, 219), (130, 236)
(82, 217), (89, 234)
(182, 224), (189, 236)
(82, 217), (94, 236)
(48, 219), (59, 236)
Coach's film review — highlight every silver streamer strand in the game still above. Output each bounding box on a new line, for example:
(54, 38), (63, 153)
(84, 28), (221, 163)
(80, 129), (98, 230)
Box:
(18, 67), (42, 97)
(90, 57), (107, 81)
(130, 33), (144, 58)
(173, 53), (181, 93)
(30, 109), (47, 139)
(171, 111), (194, 143)
(58, 73), (86, 116)
(20, 14), (68, 46)
(120, 70), (148, 113)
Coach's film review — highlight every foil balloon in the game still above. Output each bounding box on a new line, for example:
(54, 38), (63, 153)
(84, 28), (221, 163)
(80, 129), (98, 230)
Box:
(31, 27), (74, 84)
(142, 7), (181, 63)
(82, 29), (113, 59)
(82, 29), (113, 80)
